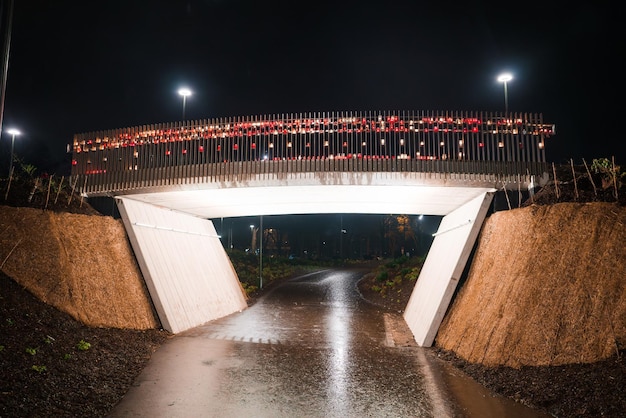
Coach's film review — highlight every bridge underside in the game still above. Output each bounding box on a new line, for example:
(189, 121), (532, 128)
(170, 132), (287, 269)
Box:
(113, 172), (497, 343)
(111, 172), (503, 218)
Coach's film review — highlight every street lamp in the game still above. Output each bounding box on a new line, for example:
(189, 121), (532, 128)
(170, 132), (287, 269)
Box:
(6, 128), (20, 177)
(249, 224), (256, 252)
(178, 88), (192, 120)
(497, 73), (513, 114)
(249, 221), (263, 289)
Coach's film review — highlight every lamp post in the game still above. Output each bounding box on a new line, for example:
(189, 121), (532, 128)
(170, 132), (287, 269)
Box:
(249, 221), (263, 289)
(259, 215), (263, 289)
(497, 73), (513, 114)
(6, 128), (20, 177)
(178, 88), (192, 120)
(250, 224), (256, 252)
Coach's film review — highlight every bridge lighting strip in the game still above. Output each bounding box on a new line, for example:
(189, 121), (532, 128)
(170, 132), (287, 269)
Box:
(132, 222), (221, 238)
(431, 220), (472, 237)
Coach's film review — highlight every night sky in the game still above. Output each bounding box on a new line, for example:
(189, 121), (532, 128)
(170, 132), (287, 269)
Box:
(0, 0), (623, 175)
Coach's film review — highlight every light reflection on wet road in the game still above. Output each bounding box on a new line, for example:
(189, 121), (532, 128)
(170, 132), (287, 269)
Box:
(108, 269), (549, 417)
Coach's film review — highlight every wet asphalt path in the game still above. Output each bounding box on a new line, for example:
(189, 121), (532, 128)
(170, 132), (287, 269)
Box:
(108, 268), (548, 417)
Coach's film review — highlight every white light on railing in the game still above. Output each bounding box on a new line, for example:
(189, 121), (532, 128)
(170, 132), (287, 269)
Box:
(432, 219), (472, 237)
(133, 222), (221, 237)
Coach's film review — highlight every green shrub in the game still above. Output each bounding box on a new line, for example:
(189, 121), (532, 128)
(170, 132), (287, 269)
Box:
(591, 158), (623, 189)
(31, 365), (47, 373)
(77, 340), (91, 351)
(404, 267), (421, 281)
(394, 255), (409, 265)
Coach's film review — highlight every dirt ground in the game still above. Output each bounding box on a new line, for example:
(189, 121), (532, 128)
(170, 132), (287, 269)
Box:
(1, 165), (625, 417)
(0, 272), (169, 417)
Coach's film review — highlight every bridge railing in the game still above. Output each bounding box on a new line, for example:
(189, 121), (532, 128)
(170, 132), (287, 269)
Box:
(73, 158), (549, 195)
(70, 110), (554, 195)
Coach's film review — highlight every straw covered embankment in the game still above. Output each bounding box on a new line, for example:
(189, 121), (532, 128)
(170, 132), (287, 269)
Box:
(436, 202), (626, 367)
(0, 206), (159, 329)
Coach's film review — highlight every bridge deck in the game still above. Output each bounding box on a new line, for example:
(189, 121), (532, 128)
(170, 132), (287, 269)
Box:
(71, 110), (553, 198)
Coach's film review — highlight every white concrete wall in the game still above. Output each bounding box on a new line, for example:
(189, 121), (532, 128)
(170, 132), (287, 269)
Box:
(403, 192), (494, 346)
(116, 198), (248, 333)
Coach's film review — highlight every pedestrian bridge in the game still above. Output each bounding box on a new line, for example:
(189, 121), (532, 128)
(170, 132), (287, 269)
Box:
(71, 110), (554, 346)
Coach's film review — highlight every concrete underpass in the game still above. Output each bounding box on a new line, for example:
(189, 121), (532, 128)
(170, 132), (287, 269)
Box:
(115, 171), (499, 346)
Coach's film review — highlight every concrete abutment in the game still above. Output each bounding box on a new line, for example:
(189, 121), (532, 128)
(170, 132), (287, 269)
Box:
(116, 198), (248, 333)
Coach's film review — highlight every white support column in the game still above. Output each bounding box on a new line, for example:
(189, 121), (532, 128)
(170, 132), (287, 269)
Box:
(404, 192), (494, 346)
(116, 197), (248, 334)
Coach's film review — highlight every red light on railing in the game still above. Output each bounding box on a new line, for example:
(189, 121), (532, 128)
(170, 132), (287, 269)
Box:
(217, 145), (221, 152)
(198, 145), (204, 152)
(182, 149), (187, 154)
(479, 142), (484, 147)
(233, 143), (239, 150)
(72, 160), (77, 165)
(165, 150), (171, 156)
(251, 143), (256, 149)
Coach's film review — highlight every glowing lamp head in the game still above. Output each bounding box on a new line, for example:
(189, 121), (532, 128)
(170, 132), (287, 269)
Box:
(497, 73), (513, 83)
(7, 129), (20, 136)
(178, 88), (192, 97)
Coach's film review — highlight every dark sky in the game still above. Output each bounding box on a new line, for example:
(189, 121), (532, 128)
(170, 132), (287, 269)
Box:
(1, 0), (623, 175)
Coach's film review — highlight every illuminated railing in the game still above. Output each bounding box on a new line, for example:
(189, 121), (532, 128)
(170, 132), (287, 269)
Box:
(71, 110), (554, 195)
